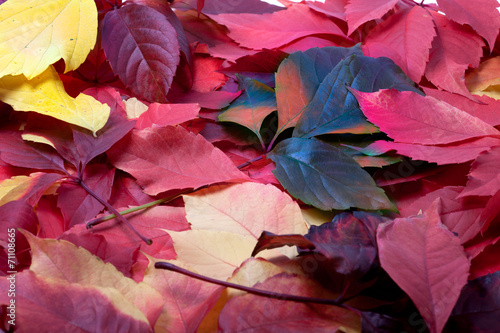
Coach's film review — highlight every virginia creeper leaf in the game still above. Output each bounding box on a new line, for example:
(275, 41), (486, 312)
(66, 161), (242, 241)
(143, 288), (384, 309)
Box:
(458, 146), (500, 198)
(0, 271), (153, 332)
(268, 137), (395, 211)
(0, 130), (66, 173)
(210, 4), (346, 50)
(0, 0), (98, 79)
(135, 103), (200, 129)
(219, 273), (361, 332)
(0, 172), (63, 207)
(107, 126), (248, 195)
(252, 231), (316, 257)
(424, 12), (484, 99)
(466, 56), (500, 93)
(57, 164), (114, 228)
(436, 0), (500, 51)
(346, 0), (399, 35)
(218, 74), (277, 141)
(305, 0), (347, 20)
(102, 4), (180, 103)
(275, 45), (364, 136)
(362, 6), (436, 82)
(377, 205), (470, 333)
(293, 54), (421, 138)
(350, 89), (500, 144)
(22, 231), (164, 325)
(0, 66), (110, 135)
(143, 257), (224, 333)
(445, 271), (500, 332)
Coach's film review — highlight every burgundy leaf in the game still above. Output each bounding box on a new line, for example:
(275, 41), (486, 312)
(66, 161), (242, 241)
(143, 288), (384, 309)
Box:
(251, 231), (316, 257)
(102, 4), (180, 103)
(57, 164), (115, 229)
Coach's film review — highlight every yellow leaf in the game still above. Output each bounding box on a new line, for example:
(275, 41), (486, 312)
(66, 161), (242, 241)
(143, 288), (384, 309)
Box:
(0, 66), (110, 134)
(0, 0), (98, 79)
(22, 133), (56, 148)
(0, 175), (32, 206)
(123, 97), (149, 119)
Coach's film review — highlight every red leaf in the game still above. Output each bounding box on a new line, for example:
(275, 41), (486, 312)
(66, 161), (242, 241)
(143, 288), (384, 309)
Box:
(219, 273), (361, 332)
(36, 196), (67, 239)
(346, 0), (399, 35)
(436, 0), (500, 51)
(210, 4), (347, 50)
(57, 164), (115, 228)
(135, 103), (199, 130)
(0, 200), (37, 271)
(102, 4), (180, 103)
(459, 146), (500, 198)
(362, 6), (436, 82)
(350, 89), (500, 144)
(0, 271), (153, 332)
(423, 87), (500, 127)
(107, 126), (248, 196)
(377, 205), (470, 333)
(424, 12), (484, 99)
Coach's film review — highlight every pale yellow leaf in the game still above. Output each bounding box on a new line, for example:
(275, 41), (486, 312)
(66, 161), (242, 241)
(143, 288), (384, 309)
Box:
(22, 133), (56, 148)
(0, 175), (32, 206)
(167, 229), (256, 281)
(301, 207), (338, 227)
(123, 97), (149, 119)
(0, 66), (110, 135)
(0, 0), (98, 79)
(183, 182), (309, 237)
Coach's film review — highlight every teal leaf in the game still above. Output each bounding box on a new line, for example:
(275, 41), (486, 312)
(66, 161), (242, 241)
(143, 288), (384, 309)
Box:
(268, 137), (396, 211)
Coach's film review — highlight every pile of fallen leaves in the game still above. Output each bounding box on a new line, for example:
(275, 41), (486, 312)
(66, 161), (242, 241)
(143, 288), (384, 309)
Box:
(1, 0), (500, 332)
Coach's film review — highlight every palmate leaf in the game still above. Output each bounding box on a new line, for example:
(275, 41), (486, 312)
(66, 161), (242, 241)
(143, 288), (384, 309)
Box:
(268, 137), (395, 211)
(293, 54), (422, 138)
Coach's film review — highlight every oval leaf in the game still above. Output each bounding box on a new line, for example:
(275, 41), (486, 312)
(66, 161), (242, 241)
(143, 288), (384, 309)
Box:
(102, 4), (180, 103)
(268, 137), (395, 211)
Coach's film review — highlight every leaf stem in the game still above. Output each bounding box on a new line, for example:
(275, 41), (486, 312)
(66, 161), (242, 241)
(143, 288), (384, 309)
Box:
(79, 179), (152, 245)
(155, 262), (350, 308)
(237, 154), (265, 169)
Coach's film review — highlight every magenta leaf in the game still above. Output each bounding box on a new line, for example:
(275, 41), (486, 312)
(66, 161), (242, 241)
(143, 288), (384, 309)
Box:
(377, 205), (470, 333)
(436, 0), (500, 51)
(346, 0), (399, 35)
(362, 6), (436, 82)
(459, 146), (500, 198)
(102, 3), (180, 103)
(350, 89), (500, 144)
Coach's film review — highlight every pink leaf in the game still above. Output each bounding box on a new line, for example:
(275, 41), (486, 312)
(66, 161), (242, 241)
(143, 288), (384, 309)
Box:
(107, 126), (248, 195)
(377, 205), (470, 333)
(424, 12), (484, 99)
(350, 89), (500, 144)
(135, 103), (200, 129)
(306, 0), (347, 20)
(346, 0), (399, 35)
(210, 4), (347, 50)
(459, 146), (500, 198)
(362, 137), (500, 165)
(102, 4), (180, 103)
(362, 6), (436, 82)
(436, 0), (500, 51)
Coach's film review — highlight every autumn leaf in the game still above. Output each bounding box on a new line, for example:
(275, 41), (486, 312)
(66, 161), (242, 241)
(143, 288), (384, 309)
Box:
(0, 172), (63, 207)
(0, 66), (110, 135)
(0, 0), (98, 79)
(346, 0), (399, 36)
(377, 205), (470, 333)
